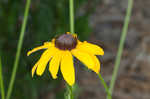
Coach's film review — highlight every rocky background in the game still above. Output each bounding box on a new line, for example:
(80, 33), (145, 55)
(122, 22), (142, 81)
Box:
(77, 0), (150, 99)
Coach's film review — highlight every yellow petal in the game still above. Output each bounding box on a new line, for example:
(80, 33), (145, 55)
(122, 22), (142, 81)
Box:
(32, 61), (39, 77)
(66, 32), (70, 34)
(49, 50), (62, 79)
(91, 55), (101, 74)
(73, 34), (77, 38)
(61, 51), (75, 86)
(71, 48), (95, 70)
(36, 47), (57, 76)
(77, 41), (104, 55)
(27, 42), (52, 56)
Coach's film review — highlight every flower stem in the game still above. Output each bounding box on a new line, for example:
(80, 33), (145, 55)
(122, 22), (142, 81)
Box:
(107, 0), (133, 98)
(0, 56), (5, 99)
(6, 0), (31, 99)
(69, 0), (75, 33)
(66, 84), (74, 99)
(98, 73), (112, 99)
(68, 0), (74, 98)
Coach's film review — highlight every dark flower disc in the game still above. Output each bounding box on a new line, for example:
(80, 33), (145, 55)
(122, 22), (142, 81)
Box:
(55, 33), (77, 50)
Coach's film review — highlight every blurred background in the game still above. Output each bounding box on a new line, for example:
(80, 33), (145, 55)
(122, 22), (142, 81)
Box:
(0, 0), (150, 99)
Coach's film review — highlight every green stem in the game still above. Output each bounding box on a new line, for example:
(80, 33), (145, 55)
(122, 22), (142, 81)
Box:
(98, 73), (112, 99)
(108, 0), (133, 98)
(68, 0), (74, 98)
(66, 84), (74, 99)
(0, 56), (5, 99)
(6, 0), (31, 99)
(69, 0), (74, 33)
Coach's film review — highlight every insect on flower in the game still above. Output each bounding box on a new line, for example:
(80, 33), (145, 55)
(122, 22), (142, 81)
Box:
(27, 32), (104, 86)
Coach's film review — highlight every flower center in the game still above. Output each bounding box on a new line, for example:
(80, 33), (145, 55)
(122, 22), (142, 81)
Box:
(55, 34), (77, 50)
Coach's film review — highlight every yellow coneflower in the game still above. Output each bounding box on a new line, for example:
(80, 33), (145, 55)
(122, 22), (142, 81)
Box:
(27, 32), (104, 86)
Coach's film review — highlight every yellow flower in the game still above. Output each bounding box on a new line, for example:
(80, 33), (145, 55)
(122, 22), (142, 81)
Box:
(27, 32), (104, 86)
